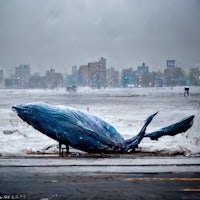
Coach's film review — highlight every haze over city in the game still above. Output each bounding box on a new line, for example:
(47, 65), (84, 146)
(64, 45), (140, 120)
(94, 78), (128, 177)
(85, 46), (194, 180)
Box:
(0, 0), (200, 75)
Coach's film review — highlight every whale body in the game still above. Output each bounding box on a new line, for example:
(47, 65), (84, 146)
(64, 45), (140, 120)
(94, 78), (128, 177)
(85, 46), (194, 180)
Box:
(12, 102), (194, 154)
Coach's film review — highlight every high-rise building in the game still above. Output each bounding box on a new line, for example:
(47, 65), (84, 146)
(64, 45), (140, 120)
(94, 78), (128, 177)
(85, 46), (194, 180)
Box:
(106, 67), (120, 87)
(136, 62), (149, 87)
(137, 62), (149, 74)
(88, 57), (106, 88)
(44, 68), (63, 88)
(166, 60), (176, 69)
(78, 57), (106, 88)
(78, 65), (89, 86)
(15, 64), (30, 88)
(71, 65), (77, 75)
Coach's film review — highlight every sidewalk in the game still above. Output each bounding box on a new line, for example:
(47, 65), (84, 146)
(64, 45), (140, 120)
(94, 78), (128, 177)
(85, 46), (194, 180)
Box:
(1, 156), (200, 173)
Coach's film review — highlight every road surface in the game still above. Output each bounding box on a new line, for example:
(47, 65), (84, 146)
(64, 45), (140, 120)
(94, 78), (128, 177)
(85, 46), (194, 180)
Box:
(0, 156), (200, 199)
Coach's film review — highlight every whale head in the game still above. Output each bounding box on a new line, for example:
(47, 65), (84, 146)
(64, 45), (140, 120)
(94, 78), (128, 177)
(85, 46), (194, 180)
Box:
(12, 102), (63, 140)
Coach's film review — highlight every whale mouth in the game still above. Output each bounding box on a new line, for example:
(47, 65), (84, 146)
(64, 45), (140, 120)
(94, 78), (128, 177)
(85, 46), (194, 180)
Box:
(12, 104), (25, 113)
(12, 104), (29, 122)
(12, 105), (20, 112)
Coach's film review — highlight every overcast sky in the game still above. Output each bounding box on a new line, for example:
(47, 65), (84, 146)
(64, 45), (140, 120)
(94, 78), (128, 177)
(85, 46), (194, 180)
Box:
(0, 0), (200, 75)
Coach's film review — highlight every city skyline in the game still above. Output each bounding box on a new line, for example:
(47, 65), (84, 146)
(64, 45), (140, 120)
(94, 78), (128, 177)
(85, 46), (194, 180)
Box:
(0, 0), (200, 74)
(1, 58), (200, 89)
(0, 57), (199, 78)
(0, 59), (195, 77)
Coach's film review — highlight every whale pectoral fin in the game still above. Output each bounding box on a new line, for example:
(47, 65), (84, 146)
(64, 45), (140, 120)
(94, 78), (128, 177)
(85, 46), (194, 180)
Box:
(125, 112), (158, 152)
(145, 115), (194, 140)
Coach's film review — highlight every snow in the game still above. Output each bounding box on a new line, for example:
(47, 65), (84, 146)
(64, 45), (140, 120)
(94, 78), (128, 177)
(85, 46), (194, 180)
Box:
(0, 86), (199, 156)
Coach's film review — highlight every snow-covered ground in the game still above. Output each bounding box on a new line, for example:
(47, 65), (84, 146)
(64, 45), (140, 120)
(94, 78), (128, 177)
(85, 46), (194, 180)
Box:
(0, 86), (199, 156)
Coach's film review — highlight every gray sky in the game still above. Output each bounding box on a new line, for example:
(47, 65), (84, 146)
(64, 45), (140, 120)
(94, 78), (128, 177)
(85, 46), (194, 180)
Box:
(0, 0), (200, 75)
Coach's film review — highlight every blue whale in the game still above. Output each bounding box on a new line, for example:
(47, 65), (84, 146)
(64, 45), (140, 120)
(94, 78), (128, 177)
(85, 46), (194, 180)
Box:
(12, 102), (194, 154)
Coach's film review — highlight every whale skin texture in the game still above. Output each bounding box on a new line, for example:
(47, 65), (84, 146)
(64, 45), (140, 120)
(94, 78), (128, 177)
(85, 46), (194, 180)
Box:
(12, 102), (195, 154)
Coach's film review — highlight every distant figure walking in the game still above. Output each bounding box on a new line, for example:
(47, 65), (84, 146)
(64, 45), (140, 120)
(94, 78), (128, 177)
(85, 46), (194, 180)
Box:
(184, 87), (190, 96)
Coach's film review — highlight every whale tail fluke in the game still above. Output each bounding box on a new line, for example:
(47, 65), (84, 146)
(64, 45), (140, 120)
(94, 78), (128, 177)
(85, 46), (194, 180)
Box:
(124, 113), (194, 153)
(124, 112), (158, 152)
(144, 115), (194, 140)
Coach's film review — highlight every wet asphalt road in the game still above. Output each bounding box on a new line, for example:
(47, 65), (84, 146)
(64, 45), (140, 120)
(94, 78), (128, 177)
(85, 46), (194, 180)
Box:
(0, 156), (200, 200)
